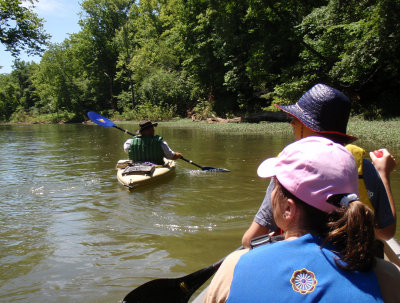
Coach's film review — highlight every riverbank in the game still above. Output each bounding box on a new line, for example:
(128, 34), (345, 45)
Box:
(146, 117), (400, 151)
(3, 116), (400, 151)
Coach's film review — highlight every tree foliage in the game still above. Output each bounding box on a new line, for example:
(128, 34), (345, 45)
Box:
(1, 0), (400, 122)
(0, 0), (50, 56)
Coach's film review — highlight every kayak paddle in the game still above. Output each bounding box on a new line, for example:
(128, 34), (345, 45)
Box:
(87, 111), (230, 172)
(87, 111), (136, 136)
(181, 157), (230, 172)
(122, 234), (281, 303)
(122, 256), (223, 303)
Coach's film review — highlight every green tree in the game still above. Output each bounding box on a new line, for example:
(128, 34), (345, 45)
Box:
(273, 0), (400, 117)
(3, 0), (400, 121)
(0, 73), (18, 120)
(0, 61), (39, 121)
(245, 0), (325, 96)
(78, 0), (135, 112)
(31, 41), (88, 116)
(0, 0), (50, 56)
(178, 0), (225, 111)
(11, 60), (39, 109)
(178, 0), (322, 114)
(120, 0), (199, 115)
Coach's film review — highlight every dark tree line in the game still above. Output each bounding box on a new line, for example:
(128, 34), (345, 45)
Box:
(1, 0), (400, 122)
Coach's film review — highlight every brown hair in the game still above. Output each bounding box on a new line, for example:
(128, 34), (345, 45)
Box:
(275, 180), (376, 272)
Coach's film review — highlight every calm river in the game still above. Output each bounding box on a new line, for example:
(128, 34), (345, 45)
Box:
(1, 123), (399, 302)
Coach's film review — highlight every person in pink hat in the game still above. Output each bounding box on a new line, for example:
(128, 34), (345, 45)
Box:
(242, 83), (396, 248)
(204, 137), (400, 303)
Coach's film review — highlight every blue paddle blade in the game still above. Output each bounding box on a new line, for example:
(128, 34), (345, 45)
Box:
(87, 111), (115, 127)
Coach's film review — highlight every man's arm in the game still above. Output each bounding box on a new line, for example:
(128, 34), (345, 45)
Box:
(123, 138), (133, 154)
(160, 141), (183, 160)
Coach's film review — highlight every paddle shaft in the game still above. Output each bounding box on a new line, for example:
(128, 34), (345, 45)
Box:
(181, 157), (203, 169)
(113, 125), (136, 137)
(181, 157), (230, 172)
(122, 256), (226, 303)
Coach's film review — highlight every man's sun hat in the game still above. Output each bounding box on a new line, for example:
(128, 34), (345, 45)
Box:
(257, 136), (359, 213)
(138, 120), (158, 133)
(276, 83), (357, 143)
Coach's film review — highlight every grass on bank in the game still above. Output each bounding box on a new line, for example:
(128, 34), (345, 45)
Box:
(4, 107), (400, 150)
(152, 117), (400, 151)
(7, 108), (77, 124)
(347, 119), (400, 149)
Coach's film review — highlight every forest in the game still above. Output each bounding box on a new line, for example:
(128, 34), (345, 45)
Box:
(1, 0), (400, 123)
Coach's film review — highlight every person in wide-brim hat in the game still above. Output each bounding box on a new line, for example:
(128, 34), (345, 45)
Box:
(136, 120), (158, 134)
(241, 83), (397, 248)
(276, 83), (357, 144)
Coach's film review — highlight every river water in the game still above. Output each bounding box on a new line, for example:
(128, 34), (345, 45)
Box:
(1, 123), (399, 302)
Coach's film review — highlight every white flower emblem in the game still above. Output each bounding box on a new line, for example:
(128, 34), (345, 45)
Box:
(290, 268), (318, 294)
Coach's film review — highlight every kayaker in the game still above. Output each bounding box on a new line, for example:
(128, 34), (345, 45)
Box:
(204, 137), (400, 303)
(123, 120), (183, 165)
(242, 83), (397, 248)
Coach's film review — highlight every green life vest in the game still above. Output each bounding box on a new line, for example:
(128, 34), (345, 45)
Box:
(345, 144), (374, 211)
(128, 135), (164, 165)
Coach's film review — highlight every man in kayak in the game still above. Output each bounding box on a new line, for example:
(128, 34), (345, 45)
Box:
(204, 137), (400, 303)
(123, 120), (183, 165)
(242, 84), (397, 248)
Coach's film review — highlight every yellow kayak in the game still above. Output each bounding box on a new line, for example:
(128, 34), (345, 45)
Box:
(116, 158), (176, 189)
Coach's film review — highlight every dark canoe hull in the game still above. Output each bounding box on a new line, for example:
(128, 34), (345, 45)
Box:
(385, 237), (400, 267)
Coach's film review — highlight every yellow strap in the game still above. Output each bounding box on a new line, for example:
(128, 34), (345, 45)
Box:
(345, 144), (374, 211)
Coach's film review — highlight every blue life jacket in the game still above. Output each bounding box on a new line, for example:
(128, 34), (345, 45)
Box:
(227, 234), (383, 303)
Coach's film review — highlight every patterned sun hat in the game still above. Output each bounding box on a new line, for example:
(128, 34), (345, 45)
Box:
(276, 83), (357, 143)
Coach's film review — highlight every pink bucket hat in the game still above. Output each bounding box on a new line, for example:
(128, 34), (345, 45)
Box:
(257, 136), (359, 213)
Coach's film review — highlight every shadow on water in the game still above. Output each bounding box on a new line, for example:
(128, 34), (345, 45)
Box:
(0, 123), (398, 302)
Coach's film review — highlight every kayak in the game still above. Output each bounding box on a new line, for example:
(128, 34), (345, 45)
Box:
(190, 237), (400, 303)
(116, 158), (176, 189)
(385, 237), (400, 267)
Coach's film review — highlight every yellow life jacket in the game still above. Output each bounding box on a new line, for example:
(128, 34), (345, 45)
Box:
(345, 144), (374, 211)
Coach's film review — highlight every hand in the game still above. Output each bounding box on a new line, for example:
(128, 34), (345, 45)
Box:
(369, 148), (396, 178)
(174, 152), (183, 159)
